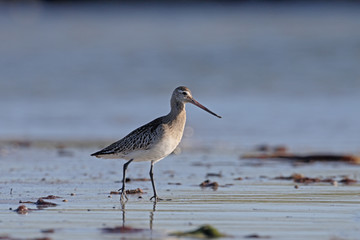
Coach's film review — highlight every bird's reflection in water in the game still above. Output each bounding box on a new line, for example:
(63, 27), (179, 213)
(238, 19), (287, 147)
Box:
(120, 201), (157, 231)
(120, 201), (126, 227)
(150, 201), (157, 230)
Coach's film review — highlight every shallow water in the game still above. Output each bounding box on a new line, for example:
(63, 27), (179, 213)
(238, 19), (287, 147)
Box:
(1, 2), (360, 152)
(1, 144), (359, 239)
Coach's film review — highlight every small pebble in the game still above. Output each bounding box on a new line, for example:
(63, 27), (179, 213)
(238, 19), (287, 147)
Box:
(14, 205), (29, 214)
(41, 229), (55, 234)
(70, 193), (75, 196)
(62, 199), (68, 202)
(294, 185), (299, 189)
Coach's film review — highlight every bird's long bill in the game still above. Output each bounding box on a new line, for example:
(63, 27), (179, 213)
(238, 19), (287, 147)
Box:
(191, 98), (222, 118)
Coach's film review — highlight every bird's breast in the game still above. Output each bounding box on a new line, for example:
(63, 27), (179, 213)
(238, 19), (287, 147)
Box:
(127, 112), (186, 162)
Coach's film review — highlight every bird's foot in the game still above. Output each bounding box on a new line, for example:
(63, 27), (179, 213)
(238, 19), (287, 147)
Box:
(120, 194), (128, 203)
(150, 195), (162, 202)
(119, 189), (128, 203)
(150, 195), (171, 202)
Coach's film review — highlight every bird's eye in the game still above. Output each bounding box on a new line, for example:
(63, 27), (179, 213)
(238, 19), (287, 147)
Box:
(182, 92), (188, 95)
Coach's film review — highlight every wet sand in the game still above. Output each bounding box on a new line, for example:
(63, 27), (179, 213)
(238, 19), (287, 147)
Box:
(1, 142), (359, 239)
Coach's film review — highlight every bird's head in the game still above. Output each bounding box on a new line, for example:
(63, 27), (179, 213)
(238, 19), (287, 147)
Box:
(172, 86), (221, 118)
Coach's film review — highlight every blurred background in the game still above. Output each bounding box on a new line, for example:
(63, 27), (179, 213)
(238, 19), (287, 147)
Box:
(0, 1), (359, 152)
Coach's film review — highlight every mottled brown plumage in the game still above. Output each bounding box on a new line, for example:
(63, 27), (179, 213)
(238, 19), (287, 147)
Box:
(91, 117), (164, 157)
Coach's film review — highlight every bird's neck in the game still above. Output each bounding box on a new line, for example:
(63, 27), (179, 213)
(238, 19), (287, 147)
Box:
(166, 97), (186, 121)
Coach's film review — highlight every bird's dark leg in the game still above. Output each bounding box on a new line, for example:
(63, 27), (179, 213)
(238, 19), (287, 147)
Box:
(119, 159), (133, 202)
(149, 161), (163, 202)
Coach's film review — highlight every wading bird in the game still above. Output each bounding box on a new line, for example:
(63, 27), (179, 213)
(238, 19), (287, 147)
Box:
(91, 86), (221, 202)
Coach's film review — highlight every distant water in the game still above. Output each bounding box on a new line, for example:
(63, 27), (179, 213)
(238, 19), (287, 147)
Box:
(1, 2), (360, 152)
